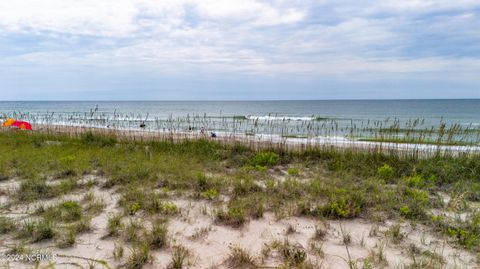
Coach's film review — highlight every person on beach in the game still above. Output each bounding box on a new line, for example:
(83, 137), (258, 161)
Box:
(200, 127), (206, 136)
(211, 132), (217, 138)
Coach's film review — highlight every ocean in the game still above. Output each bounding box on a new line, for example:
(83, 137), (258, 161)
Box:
(1, 100), (479, 141)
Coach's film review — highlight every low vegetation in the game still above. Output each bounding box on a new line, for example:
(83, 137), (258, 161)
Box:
(0, 130), (479, 268)
(226, 245), (257, 268)
(125, 243), (151, 269)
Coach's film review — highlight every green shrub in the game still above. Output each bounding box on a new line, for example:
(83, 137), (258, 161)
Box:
(129, 202), (142, 215)
(250, 151), (279, 168)
(399, 205), (411, 217)
(448, 228), (478, 250)
(287, 167), (299, 176)
(59, 155), (76, 167)
(317, 189), (365, 219)
(406, 175), (425, 188)
(320, 199), (350, 218)
(215, 206), (246, 227)
(160, 202), (178, 215)
(377, 164), (394, 181)
(201, 188), (219, 200)
(402, 188), (429, 219)
(405, 188), (429, 204)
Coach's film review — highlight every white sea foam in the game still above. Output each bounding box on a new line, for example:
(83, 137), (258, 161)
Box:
(247, 115), (316, 121)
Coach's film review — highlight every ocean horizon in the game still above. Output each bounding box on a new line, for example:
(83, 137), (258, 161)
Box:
(1, 99), (478, 120)
(1, 99), (478, 140)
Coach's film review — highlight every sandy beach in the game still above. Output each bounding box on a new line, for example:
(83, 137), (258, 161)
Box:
(0, 128), (479, 269)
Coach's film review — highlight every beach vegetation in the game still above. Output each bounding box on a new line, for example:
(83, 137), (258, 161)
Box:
(249, 151), (279, 168)
(80, 131), (117, 147)
(126, 243), (151, 269)
(201, 188), (219, 200)
(145, 222), (168, 249)
(0, 217), (16, 234)
(113, 243), (124, 260)
(57, 227), (77, 248)
(124, 219), (144, 242)
(377, 164), (394, 181)
(72, 217), (92, 234)
(226, 245), (257, 268)
(169, 245), (190, 269)
(215, 204), (247, 227)
(0, 129), (479, 257)
(287, 167), (299, 176)
(107, 213), (123, 237)
(405, 175), (425, 188)
(41, 200), (82, 223)
(18, 219), (56, 242)
(386, 224), (404, 244)
(279, 240), (307, 266)
(313, 225), (327, 241)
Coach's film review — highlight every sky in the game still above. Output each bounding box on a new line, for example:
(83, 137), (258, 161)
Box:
(0, 0), (479, 100)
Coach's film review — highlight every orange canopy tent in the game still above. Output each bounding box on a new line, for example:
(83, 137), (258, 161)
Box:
(2, 118), (32, 130)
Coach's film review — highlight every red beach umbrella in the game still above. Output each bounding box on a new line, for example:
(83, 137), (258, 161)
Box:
(2, 119), (32, 130)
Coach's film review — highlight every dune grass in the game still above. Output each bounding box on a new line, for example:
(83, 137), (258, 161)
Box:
(358, 137), (476, 146)
(0, 129), (479, 258)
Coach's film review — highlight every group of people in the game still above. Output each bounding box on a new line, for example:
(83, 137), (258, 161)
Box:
(190, 126), (216, 137)
(138, 122), (217, 137)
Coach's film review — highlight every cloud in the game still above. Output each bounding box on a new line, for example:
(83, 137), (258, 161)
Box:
(370, 0), (480, 14)
(0, 0), (137, 36)
(0, 0), (479, 99)
(0, 0), (305, 37)
(193, 0), (304, 26)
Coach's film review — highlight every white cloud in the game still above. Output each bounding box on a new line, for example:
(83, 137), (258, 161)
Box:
(0, 0), (137, 36)
(0, 0), (305, 37)
(0, 0), (479, 81)
(193, 0), (304, 26)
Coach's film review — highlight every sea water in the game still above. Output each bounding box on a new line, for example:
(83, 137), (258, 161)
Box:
(0, 100), (479, 140)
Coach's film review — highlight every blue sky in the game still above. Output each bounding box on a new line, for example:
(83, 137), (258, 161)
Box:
(0, 0), (479, 100)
